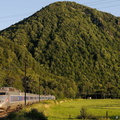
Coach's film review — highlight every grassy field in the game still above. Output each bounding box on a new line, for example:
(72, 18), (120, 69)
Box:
(6, 99), (120, 120)
(47, 99), (120, 120)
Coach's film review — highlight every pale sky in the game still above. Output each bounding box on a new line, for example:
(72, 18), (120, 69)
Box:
(0, 0), (120, 30)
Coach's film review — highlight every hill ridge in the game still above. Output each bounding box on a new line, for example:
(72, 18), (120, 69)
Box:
(0, 1), (120, 98)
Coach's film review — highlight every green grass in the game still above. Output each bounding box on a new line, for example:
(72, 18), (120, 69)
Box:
(47, 99), (120, 120)
(8, 99), (120, 120)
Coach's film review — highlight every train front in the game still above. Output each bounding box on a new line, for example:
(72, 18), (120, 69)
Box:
(0, 90), (9, 112)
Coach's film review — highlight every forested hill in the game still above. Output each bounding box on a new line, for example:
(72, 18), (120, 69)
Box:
(0, 1), (120, 98)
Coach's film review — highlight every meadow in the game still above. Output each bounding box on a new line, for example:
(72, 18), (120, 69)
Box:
(5, 99), (120, 120)
(47, 99), (120, 120)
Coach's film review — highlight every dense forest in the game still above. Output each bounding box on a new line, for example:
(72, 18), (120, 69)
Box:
(0, 1), (120, 98)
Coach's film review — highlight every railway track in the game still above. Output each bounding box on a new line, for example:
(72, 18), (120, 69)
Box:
(0, 109), (18, 119)
(0, 111), (7, 119)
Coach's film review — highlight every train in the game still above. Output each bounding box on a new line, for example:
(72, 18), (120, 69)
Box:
(0, 87), (55, 112)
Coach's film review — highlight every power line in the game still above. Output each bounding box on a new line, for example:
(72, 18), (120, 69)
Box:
(98, 4), (120, 9)
(0, 1), (119, 26)
(81, 0), (120, 6)
(80, 0), (120, 10)
(86, 0), (120, 6)
(0, 12), (33, 19)
(0, 1), (119, 20)
(0, 18), (23, 22)
(82, 0), (108, 5)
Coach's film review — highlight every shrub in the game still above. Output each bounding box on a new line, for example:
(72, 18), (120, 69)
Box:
(25, 108), (48, 120)
(6, 112), (17, 120)
(77, 107), (92, 119)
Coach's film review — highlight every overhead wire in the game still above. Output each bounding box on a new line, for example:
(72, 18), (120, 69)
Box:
(81, 0), (120, 5)
(0, 19), (23, 22)
(81, 0), (108, 5)
(0, 12), (33, 24)
(0, 12), (32, 19)
(0, 0), (119, 28)
(80, 0), (120, 10)
(85, 0), (120, 6)
(0, 0), (119, 19)
(97, 4), (120, 9)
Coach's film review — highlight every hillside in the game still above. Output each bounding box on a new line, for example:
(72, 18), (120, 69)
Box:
(0, 1), (120, 98)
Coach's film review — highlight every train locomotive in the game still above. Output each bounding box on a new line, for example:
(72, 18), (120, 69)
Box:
(0, 87), (55, 112)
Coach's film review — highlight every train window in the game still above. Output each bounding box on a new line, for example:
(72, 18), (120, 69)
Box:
(0, 92), (6, 95)
(41, 97), (44, 99)
(18, 96), (23, 101)
(11, 96), (19, 101)
(26, 97), (29, 100)
(30, 97), (33, 100)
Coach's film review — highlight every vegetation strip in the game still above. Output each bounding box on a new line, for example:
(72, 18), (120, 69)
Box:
(4, 99), (120, 120)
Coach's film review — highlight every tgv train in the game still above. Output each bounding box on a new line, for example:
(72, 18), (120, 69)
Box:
(0, 87), (55, 112)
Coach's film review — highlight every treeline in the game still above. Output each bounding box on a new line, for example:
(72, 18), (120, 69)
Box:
(0, 1), (120, 98)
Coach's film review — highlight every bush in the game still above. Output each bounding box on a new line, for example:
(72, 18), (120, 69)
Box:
(25, 108), (48, 120)
(77, 107), (92, 119)
(6, 112), (17, 120)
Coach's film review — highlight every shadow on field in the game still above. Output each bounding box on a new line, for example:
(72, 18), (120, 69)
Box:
(25, 108), (48, 120)
(3, 108), (48, 120)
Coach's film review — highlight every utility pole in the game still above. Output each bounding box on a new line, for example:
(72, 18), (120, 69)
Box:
(39, 78), (40, 102)
(24, 58), (27, 106)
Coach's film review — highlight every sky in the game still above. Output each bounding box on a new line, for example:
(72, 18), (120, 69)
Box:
(0, 0), (120, 30)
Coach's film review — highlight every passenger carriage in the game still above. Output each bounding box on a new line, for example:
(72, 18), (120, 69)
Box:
(0, 87), (55, 112)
